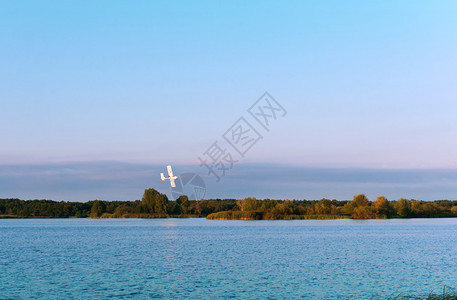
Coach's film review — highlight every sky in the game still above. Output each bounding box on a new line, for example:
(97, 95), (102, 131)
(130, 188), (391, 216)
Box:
(1, 1), (457, 201)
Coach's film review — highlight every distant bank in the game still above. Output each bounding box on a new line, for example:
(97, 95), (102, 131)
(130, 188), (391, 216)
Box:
(2, 189), (457, 220)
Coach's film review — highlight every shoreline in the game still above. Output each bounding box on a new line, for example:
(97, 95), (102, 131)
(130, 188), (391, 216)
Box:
(3, 196), (457, 220)
(2, 215), (457, 221)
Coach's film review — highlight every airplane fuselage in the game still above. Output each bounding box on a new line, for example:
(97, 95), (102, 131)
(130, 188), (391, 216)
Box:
(161, 165), (178, 187)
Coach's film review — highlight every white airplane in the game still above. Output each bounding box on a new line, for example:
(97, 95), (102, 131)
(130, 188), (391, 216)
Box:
(161, 165), (178, 187)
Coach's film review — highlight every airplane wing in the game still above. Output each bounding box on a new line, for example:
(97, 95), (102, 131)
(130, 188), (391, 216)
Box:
(169, 178), (176, 188)
(167, 165), (174, 177)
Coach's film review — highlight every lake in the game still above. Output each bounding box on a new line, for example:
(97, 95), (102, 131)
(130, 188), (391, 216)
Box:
(1, 218), (456, 299)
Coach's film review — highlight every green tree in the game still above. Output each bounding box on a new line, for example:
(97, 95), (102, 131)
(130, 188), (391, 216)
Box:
(419, 202), (439, 217)
(396, 198), (412, 217)
(113, 204), (134, 217)
(237, 197), (258, 212)
(142, 188), (168, 214)
(259, 199), (277, 211)
(90, 200), (105, 218)
(352, 206), (375, 219)
(176, 195), (190, 214)
(352, 194), (369, 208)
(451, 206), (457, 215)
(373, 196), (394, 218)
(194, 200), (204, 216)
(316, 198), (333, 214)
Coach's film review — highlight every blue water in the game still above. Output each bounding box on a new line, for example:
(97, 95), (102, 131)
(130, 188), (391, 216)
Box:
(1, 218), (457, 299)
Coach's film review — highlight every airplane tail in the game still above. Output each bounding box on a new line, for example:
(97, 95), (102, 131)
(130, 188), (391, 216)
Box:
(160, 173), (165, 181)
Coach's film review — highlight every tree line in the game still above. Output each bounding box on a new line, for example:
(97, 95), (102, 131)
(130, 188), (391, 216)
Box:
(1, 190), (457, 219)
(0, 188), (237, 218)
(208, 194), (457, 220)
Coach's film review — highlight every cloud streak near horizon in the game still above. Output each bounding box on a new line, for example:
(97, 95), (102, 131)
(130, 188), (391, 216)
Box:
(1, 162), (457, 202)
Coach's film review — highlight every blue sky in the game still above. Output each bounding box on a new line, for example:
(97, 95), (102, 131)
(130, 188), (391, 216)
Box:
(1, 1), (457, 201)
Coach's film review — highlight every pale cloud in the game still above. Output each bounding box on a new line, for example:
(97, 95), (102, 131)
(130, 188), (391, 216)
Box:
(1, 162), (457, 202)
